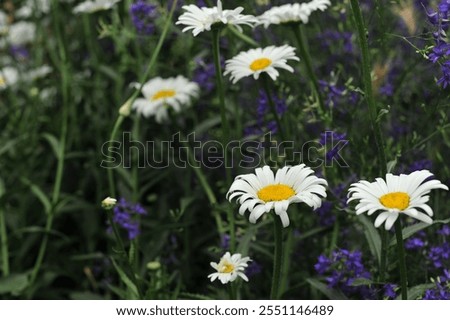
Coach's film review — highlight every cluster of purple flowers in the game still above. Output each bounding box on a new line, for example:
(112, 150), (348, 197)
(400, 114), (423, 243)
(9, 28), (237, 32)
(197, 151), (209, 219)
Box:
(423, 270), (450, 299)
(244, 90), (287, 136)
(109, 198), (147, 240)
(315, 249), (375, 299)
(130, 0), (158, 35)
(319, 131), (348, 163)
(425, 0), (450, 87)
(193, 58), (216, 94)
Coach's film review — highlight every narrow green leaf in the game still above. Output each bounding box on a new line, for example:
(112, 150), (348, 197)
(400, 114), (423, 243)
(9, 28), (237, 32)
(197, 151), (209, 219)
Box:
(396, 283), (435, 300)
(350, 278), (373, 287)
(358, 215), (382, 265)
(21, 178), (52, 215)
(389, 218), (450, 246)
(306, 278), (348, 300)
(0, 274), (29, 295)
(110, 259), (139, 299)
(42, 133), (61, 158)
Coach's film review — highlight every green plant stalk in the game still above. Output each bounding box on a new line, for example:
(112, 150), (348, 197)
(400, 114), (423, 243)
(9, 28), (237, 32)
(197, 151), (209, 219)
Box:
(211, 27), (235, 252)
(379, 229), (388, 283)
(270, 214), (283, 299)
(292, 25), (326, 116)
(394, 220), (408, 300)
(349, 0), (387, 176)
(107, 210), (143, 298)
(28, 0), (71, 292)
(0, 208), (9, 276)
(262, 77), (286, 143)
(279, 228), (293, 296)
(107, 0), (178, 198)
(350, 0), (389, 285)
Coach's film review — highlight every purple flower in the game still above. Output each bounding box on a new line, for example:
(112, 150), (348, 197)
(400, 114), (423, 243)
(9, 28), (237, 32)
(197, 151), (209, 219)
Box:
(108, 198), (147, 240)
(10, 46), (29, 60)
(320, 131), (349, 162)
(220, 234), (230, 250)
(438, 225), (450, 236)
(423, 275), (450, 299)
(383, 284), (398, 299)
(193, 58), (216, 94)
(405, 234), (426, 250)
(429, 43), (450, 63)
(314, 201), (336, 227)
(130, 1), (158, 35)
(315, 249), (375, 299)
(245, 261), (262, 277)
(428, 242), (450, 269)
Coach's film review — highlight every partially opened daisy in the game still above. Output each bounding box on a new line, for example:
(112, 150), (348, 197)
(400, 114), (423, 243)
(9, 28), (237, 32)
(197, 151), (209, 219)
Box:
(224, 45), (299, 83)
(132, 76), (199, 123)
(176, 0), (257, 36)
(347, 170), (448, 230)
(257, 0), (331, 28)
(73, 0), (121, 14)
(227, 165), (328, 227)
(208, 252), (252, 284)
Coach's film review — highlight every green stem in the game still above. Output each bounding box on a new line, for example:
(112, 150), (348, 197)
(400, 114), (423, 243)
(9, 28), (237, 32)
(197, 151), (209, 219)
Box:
(279, 228), (293, 295)
(262, 77), (286, 143)
(228, 283), (237, 300)
(270, 214), (283, 300)
(28, 0), (70, 293)
(211, 27), (235, 251)
(349, 0), (387, 176)
(106, 0), (178, 197)
(211, 28), (230, 144)
(379, 229), (388, 283)
(291, 25), (326, 117)
(394, 220), (408, 300)
(107, 210), (143, 299)
(0, 208), (9, 276)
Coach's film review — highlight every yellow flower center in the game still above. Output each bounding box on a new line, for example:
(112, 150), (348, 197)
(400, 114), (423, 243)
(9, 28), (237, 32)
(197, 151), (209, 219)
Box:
(257, 184), (296, 202)
(0, 76), (5, 86)
(220, 261), (235, 273)
(151, 89), (176, 101)
(379, 192), (410, 210)
(250, 58), (272, 71)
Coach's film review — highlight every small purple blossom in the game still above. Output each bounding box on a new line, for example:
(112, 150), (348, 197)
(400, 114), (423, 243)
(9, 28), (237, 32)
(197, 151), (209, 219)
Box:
(130, 1), (158, 35)
(315, 249), (375, 299)
(383, 284), (398, 299)
(423, 274), (450, 300)
(108, 198), (147, 240)
(245, 261), (262, 277)
(320, 131), (349, 162)
(193, 58), (216, 94)
(428, 242), (450, 269)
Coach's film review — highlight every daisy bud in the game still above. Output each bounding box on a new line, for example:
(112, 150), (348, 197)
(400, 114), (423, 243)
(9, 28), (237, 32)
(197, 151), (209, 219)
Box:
(101, 197), (117, 210)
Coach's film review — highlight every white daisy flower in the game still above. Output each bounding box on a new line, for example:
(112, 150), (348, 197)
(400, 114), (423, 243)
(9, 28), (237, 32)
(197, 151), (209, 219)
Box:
(17, 0), (51, 18)
(26, 65), (52, 81)
(227, 165), (328, 228)
(176, 0), (257, 36)
(132, 76), (199, 123)
(224, 45), (299, 83)
(257, 0), (331, 28)
(7, 21), (36, 46)
(73, 0), (121, 14)
(0, 67), (19, 90)
(347, 170), (449, 230)
(208, 252), (252, 284)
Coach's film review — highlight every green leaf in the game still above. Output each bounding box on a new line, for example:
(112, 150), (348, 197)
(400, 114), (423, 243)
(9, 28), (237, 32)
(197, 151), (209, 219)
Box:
(396, 283), (435, 300)
(0, 274), (29, 295)
(358, 215), (381, 265)
(42, 133), (61, 158)
(0, 178), (5, 198)
(306, 278), (348, 300)
(350, 278), (373, 287)
(178, 292), (213, 300)
(70, 292), (105, 300)
(389, 218), (450, 246)
(21, 178), (52, 215)
(110, 259), (139, 299)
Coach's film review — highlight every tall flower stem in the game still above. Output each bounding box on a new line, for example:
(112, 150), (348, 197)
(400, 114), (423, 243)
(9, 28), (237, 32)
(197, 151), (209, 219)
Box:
(107, 209), (143, 298)
(349, 0), (387, 176)
(0, 208), (9, 276)
(350, 0), (389, 292)
(291, 25), (326, 117)
(106, 0), (178, 198)
(394, 220), (408, 300)
(262, 77), (286, 143)
(270, 214), (283, 299)
(211, 27), (235, 252)
(28, 0), (71, 293)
